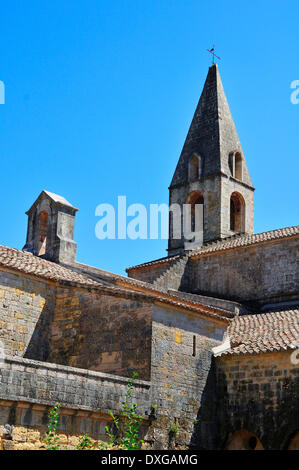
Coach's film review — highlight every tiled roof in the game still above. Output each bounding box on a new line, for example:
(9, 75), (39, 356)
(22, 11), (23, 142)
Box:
(66, 261), (233, 319)
(190, 225), (299, 258)
(217, 308), (299, 356)
(126, 225), (299, 270)
(126, 254), (180, 271)
(0, 245), (98, 286)
(0, 245), (231, 322)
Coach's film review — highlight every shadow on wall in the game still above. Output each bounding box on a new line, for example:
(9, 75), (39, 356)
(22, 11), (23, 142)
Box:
(189, 357), (218, 450)
(0, 272), (55, 362)
(24, 299), (53, 362)
(25, 287), (152, 381)
(189, 357), (299, 450)
(214, 364), (299, 450)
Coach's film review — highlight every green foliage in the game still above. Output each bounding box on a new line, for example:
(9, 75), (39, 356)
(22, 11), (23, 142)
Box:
(76, 434), (110, 450)
(76, 433), (95, 450)
(42, 372), (143, 451)
(169, 422), (179, 436)
(40, 403), (62, 450)
(105, 372), (144, 450)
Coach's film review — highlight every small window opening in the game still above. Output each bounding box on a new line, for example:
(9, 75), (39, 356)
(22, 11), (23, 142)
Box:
(235, 152), (243, 181)
(187, 191), (204, 233)
(230, 192), (245, 232)
(192, 335), (196, 356)
(37, 210), (48, 256)
(188, 154), (202, 180)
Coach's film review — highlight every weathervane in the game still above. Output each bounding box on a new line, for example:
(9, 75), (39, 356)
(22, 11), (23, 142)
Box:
(207, 45), (221, 65)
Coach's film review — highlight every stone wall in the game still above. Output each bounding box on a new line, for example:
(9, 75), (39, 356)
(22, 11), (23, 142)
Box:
(168, 175), (222, 254)
(47, 287), (152, 380)
(148, 304), (226, 449)
(152, 256), (189, 292)
(0, 267), (153, 381)
(168, 291), (253, 315)
(220, 175), (254, 237)
(0, 270), (56, 360)
(0, 356), (151, 450)
(189, 237), (299, 304)
(214, 350), (299, 450)
(128, 237), (299, 306)
(127, 260), (174, 284)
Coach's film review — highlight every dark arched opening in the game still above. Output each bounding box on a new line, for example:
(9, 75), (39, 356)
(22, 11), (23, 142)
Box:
(36, 210), (48, 256)
(187, 191), (204, 233)
(188, 154), (202, 180)
(230, 192), (245, 233)
(226, 430), (264, 450)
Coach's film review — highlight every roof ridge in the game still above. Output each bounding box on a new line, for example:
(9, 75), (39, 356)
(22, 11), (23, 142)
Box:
(0, 244), (232, 323)
(127, 225), (299, 270)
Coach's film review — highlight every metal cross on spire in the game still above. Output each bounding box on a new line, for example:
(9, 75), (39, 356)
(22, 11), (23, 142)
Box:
(207, 45), (221, 65)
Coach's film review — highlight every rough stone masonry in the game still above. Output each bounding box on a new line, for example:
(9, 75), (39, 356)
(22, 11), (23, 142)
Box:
(0, 64), (298, 450)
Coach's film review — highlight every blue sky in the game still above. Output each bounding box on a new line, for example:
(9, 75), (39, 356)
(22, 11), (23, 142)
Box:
(0, 0), (298, 275)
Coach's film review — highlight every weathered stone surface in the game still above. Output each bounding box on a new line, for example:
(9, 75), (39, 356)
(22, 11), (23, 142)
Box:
(23, 190), (78, 263)
(0, 271), (55, 360)
(168, 64), (254, 254)
(0, 63), (297, 452)
(213, 351), (299, 450)
(188, 236), (299, 304)
(48, 288), (152, 380)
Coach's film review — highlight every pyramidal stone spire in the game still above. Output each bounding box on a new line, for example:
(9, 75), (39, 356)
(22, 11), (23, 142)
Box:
(171, 64), (252, 187)
(168, 64), (254, 255)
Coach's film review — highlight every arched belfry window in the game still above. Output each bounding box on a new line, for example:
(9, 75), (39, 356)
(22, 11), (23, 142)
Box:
(230, 192), (245, 233)
(36, 210), (48, 256)
(187, 191), (204, 233)
(188, 154), (202, 181)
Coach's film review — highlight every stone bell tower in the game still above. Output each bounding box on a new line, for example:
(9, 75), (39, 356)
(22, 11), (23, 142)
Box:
(168, 64), (255, 256)
(23, 190), (78, 263)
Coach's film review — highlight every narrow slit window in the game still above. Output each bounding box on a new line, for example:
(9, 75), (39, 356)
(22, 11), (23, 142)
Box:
(192, 335), (196, 356)
(36, 210), (48, 256)
(235, 152), (243, 181)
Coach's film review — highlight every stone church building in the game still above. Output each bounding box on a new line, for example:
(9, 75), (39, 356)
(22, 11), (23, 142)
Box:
(0, 64), (298, 450)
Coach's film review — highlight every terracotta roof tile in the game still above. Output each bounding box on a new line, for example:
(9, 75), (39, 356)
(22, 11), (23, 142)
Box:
(217, 308), (299, 356)
(66, 262), (234, 319)
(190, 225), (299, 257)
(126, 254), (181, 271)
(0, 245), (98, 286)
(0, 246), (231, 322)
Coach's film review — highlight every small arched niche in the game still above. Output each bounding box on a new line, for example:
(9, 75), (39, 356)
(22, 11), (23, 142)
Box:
(186, 191), (204, 233)
(230, 192), (245, 233)
(229, 151), (243, 181)
(235, 152), (243, 180)
(226, 430), (264, 450)
(188, 154), (202, 181)
(35, 210), (48, 256)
